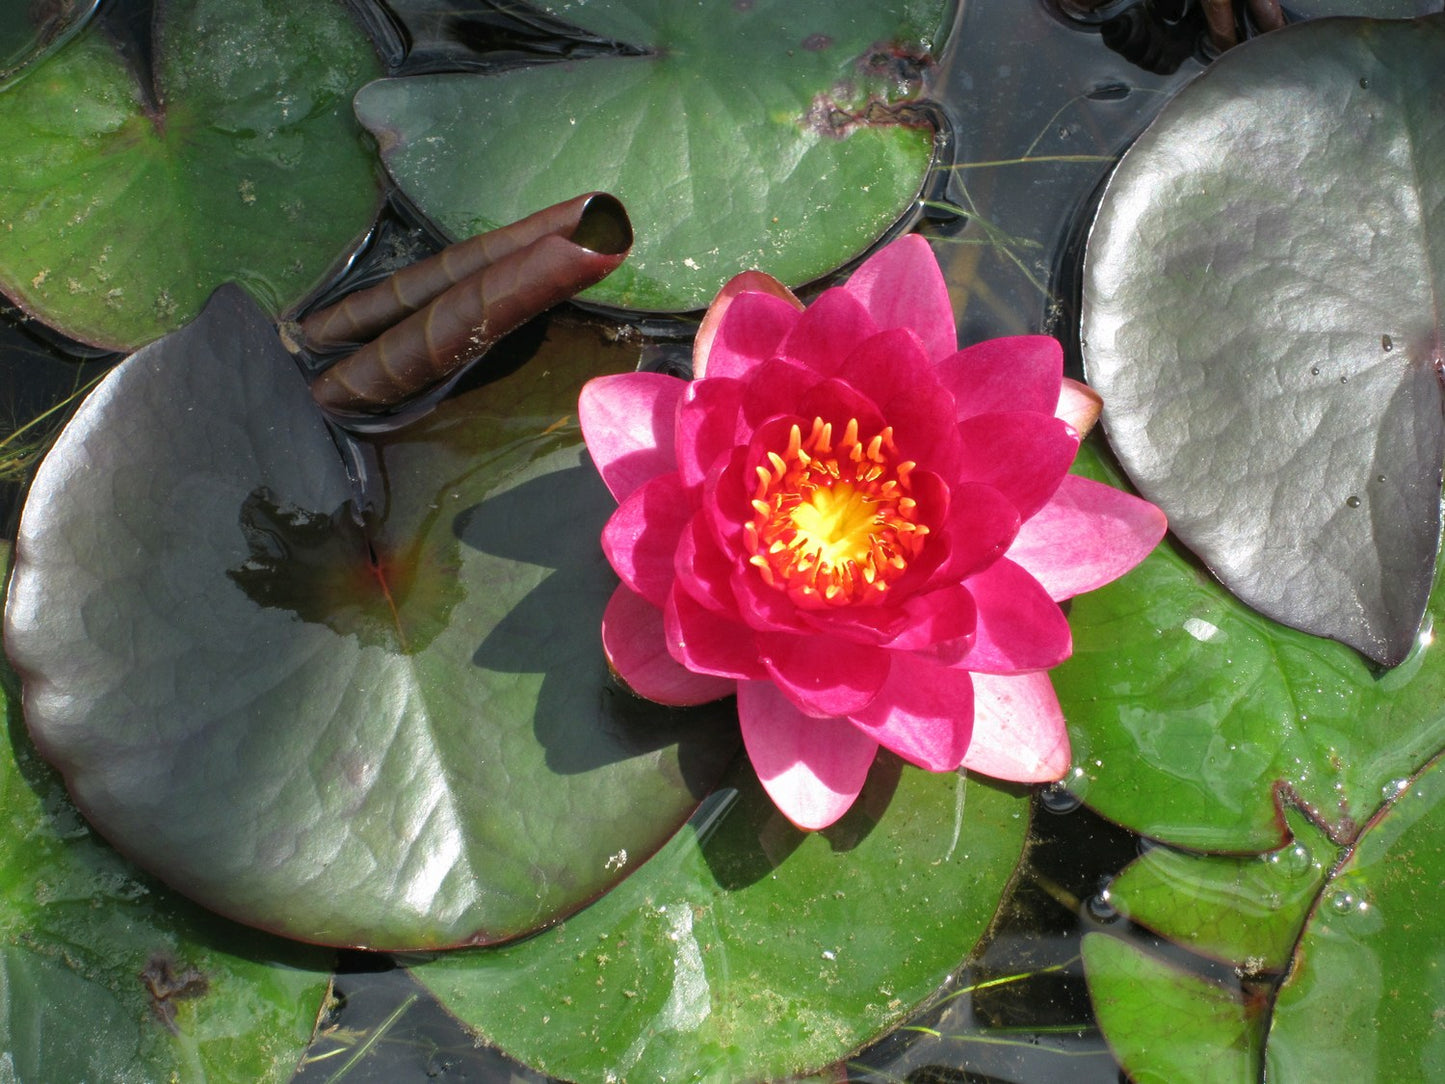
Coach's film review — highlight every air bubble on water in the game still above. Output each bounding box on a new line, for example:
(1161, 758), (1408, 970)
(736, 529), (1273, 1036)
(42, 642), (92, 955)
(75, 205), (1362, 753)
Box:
(1381, 334), (1393, 351)
(1086, 884), (1120, 923)
(1039, 780), (1083, 814)
(1346, 495), (1361, 508)
(1328, 890), (1361, 915)
(1382, 777), (1409, 800)
(1339, 375), (1349, 384)
(1310, 366), (1320, 375)
(1267, 842), (1314, 880)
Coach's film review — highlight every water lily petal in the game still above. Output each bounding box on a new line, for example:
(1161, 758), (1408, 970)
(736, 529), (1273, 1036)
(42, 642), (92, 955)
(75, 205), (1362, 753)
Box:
(673, 514), (739, 614)
(1009, 474), (1168, 601)
(739, 357), (825, 430)
(885, 583), (978, 653)
(775, 286), (880, 377)
(677, 376), (745, 491)
(1056, 377), (1102, 436)
(848, 652), (974, 770)
(797, 377), (887, 437)
(696, 289), (802, 381)
(954, 411), (1079, 521)
(836, 328), (962, 473)
(665, 584), (767, 680)
(758, 631), (891, 718)
(738, 680), (878, 830)
(929, 480), (1019, 584)
(964, 671), (1070, 783)
(602, 472), (690, 607)
(961, 558), (1072, 672)
(843, 234), (957, 362)
(602, 586), (736, 705)
(942, 335), (1063, 421)
(579, 372), (685, 502)
(695, 270), (803, 379)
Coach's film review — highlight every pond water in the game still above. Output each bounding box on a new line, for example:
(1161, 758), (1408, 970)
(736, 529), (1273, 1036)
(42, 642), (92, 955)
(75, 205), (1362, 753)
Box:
(1, 0), (1439, 1081)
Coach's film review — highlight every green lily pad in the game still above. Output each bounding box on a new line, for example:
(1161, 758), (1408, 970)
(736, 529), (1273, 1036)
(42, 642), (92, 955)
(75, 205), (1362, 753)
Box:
(1052, 440), (1445, 852)
(1083, 932), (1263, 1084)
(1266, 751), (1445, 1081)
(0, 0), (97, 82)
(354, 0), (950, 312)
(0, 0), (383, 351)
(1081, 15), (1445, 667)
(412, 758), (1028, 1083)
(1103, 806), (1339, 973)
(0, 570), (333, 1083)
(4, 285), (737, 949)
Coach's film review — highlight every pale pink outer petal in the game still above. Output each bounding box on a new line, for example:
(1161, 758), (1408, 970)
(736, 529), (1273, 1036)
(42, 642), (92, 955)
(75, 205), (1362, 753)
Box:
(601, 472), (689, 607)
(1055, 378), (1102, 437)
(1007, 475), (1168, 602)
(739, 680), (878, 830)
(602, 586), (736, 706)
(847, 653), (974, 771)
(579, 372), (685, 502)
(842, 234), (957, 362)
(963, 671), (1071, 783)
(961, 557), (1072, 673)
(941, 335), (1063, 421)
(695, 291), (803, 381)
(694, 270), (803, 378)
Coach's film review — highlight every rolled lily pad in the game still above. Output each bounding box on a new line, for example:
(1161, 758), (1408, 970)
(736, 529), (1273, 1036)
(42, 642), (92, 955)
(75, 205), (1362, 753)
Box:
(355, 0), (950, 312)
(0, 588), (332, 1083)
(4, 285), (737, 949)
(0, 0), (97, 82)
(1081, 15), (1445, 667)
(0, 0), (383, 351)
(413, 759), (1028, 1083)
(1266, 751), (1445, 1082)
(1053, 441), (1445, 852)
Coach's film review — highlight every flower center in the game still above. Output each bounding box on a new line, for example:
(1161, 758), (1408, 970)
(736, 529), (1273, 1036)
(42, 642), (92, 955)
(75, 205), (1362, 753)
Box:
(744, 416), (928, 608)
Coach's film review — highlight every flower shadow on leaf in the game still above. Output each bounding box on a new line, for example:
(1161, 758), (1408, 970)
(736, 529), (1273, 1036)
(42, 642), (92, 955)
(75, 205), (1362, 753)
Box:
(701, 752), (903, 892)
(454, 462), (739, 790)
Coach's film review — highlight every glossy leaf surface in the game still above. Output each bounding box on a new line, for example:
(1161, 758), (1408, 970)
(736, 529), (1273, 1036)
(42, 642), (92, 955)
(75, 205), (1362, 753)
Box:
(355, 0), (948, 312)
(1083, 933), (1262, 1084)
(0, 606), (332, 1083)
(1105, 806), (1338, 973)
(1053, 441), (1445, 852)
(1081, 15), (1445, 666)
(4, 286), (737, 949)
(0, 0), (382, 350)
(414, 759), (1027, 1083)
(1266, 752), (1445, 1081)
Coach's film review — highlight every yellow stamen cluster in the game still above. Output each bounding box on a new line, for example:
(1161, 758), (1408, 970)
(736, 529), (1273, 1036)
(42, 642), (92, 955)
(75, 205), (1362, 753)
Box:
(744, 416), (928, 608)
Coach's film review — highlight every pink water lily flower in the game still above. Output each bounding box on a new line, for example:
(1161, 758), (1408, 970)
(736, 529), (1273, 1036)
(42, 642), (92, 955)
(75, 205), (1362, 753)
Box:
(580, 235), (1165, 830)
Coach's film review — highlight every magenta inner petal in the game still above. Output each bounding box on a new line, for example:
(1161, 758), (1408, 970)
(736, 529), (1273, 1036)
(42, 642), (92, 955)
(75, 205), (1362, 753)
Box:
(842, 234), (957, 363)
(884, 583), (978, 653)
(695, 270), (803, 379)
(738, 681), (878, 830)
(673, 514), (741, 614)
(578, 371), (685, 502)
(954, 411), (1079, 521)
(758, 632), (890, 718)
(602, 586), (736, 706)
(848, 652), (974, 771)
(665, 585), (767, 681)
(698, 290), (802, 381)
(929, 480), (1020, 584)
(677, 376), (745, 492)
(774, 285), (880, 377)
(601, 471), (690, 608)
(942, 335), (1064, 422)
(796, 378), (887, 438)
(739, 358), (826, 430)
(959, 558), (1072, 673)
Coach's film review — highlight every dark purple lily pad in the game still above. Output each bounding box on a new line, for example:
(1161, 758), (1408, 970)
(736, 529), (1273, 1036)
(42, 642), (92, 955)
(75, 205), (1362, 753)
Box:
(1081, 15), (1445, 667)
(3, 285), (737, 949)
